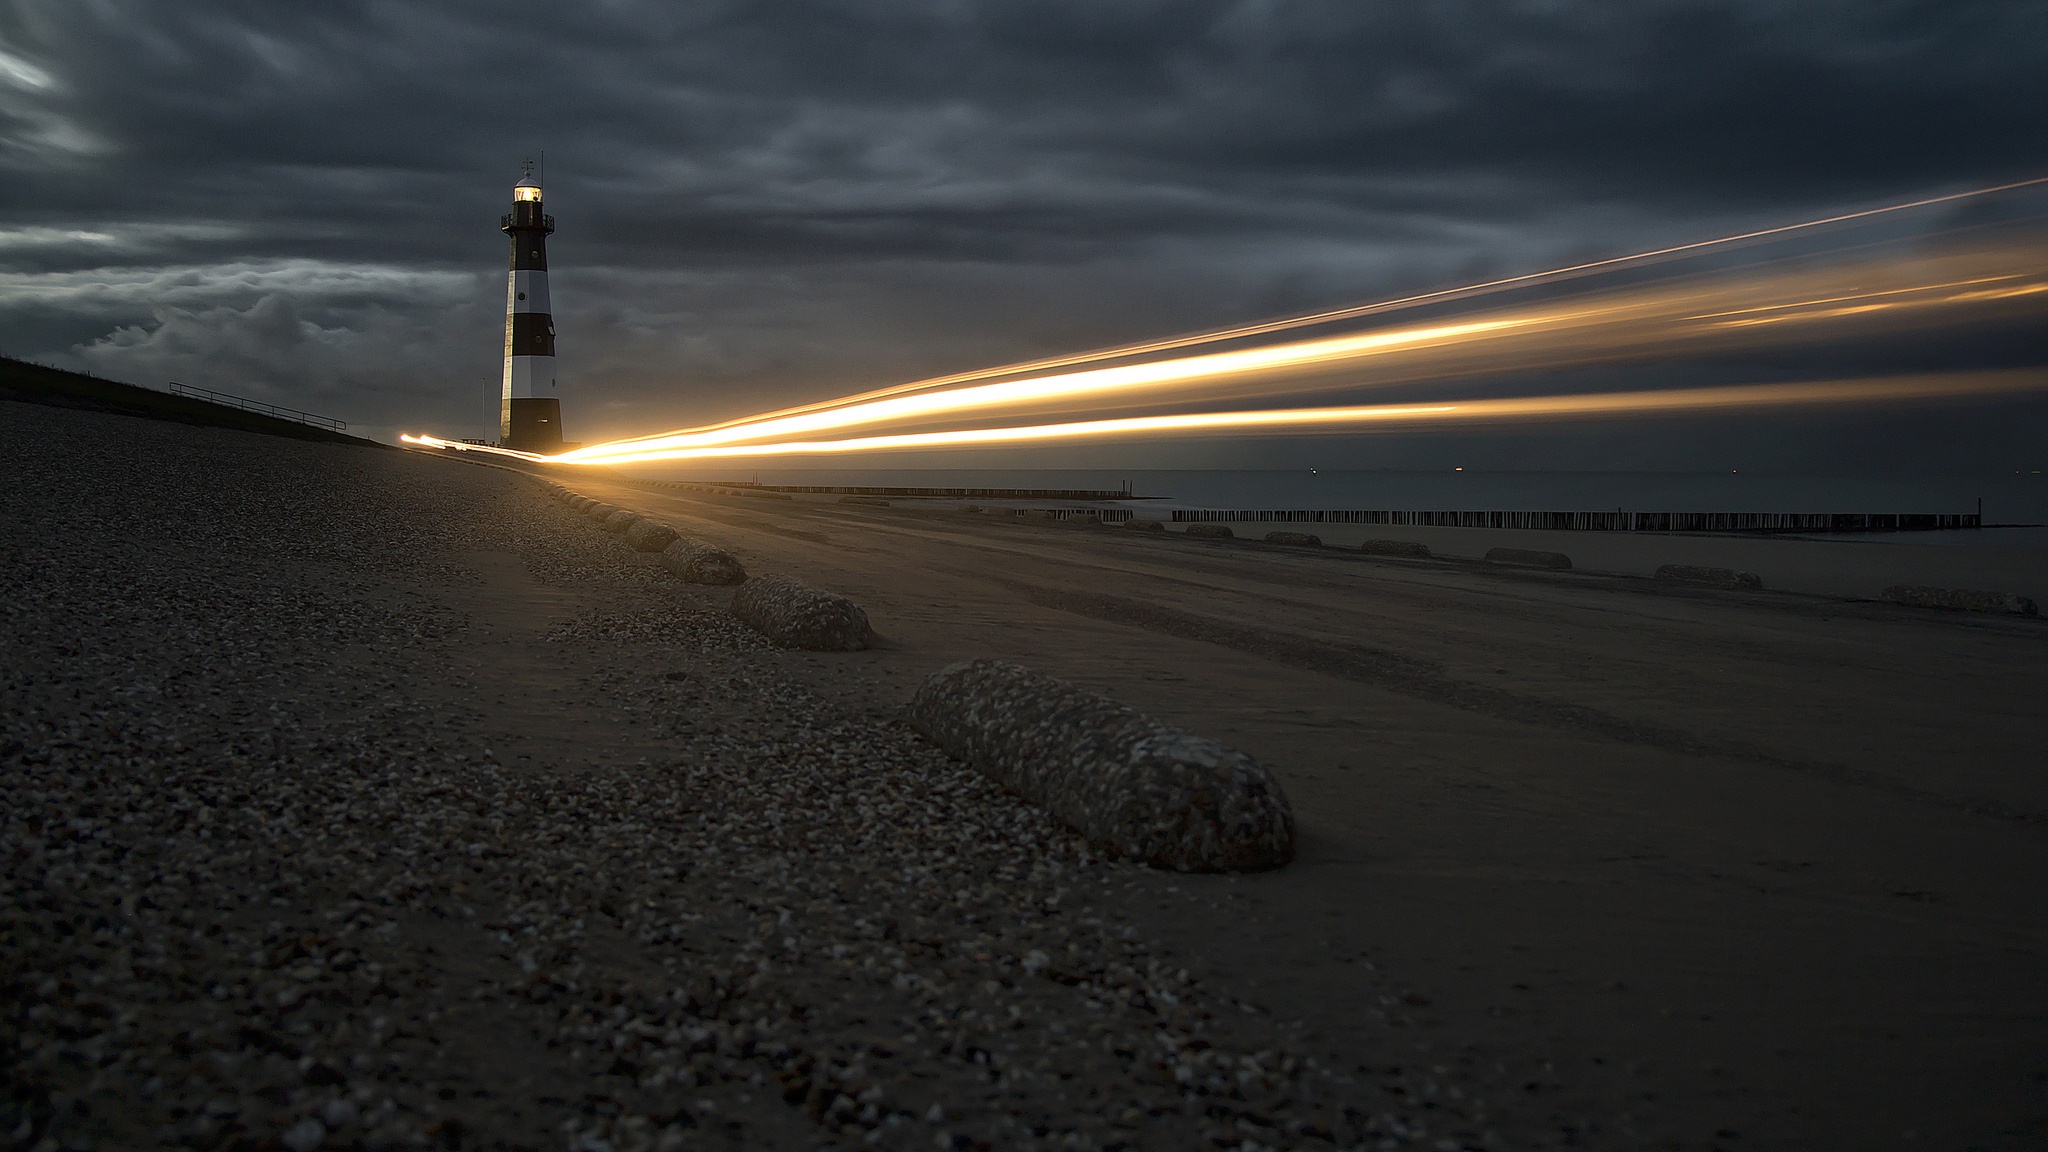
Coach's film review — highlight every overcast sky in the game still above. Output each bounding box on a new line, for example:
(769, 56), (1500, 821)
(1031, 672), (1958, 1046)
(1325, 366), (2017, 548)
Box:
(2, 0), (2043, 468)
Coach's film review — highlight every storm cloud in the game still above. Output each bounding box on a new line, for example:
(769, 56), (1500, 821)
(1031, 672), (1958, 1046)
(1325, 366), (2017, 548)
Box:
(1, 0), (2042, 460)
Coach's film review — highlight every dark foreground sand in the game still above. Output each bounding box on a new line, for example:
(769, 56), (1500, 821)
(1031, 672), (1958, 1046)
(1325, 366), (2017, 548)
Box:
(4, 400), (2044, 1151)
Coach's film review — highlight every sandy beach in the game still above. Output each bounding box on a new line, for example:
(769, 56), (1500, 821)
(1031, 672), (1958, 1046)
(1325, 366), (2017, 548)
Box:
(5, 399), (2045, 1151)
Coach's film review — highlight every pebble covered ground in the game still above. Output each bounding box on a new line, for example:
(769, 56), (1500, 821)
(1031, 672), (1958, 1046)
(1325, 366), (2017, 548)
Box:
(1, 403), (1503, 1151)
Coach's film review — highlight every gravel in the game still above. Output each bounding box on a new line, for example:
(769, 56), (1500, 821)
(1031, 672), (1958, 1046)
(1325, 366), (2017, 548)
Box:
(729, 575), (875, 652)
(659, 542), (748, 587)
(1881, 584), (2039, 616)
(1, 402), (1497, 1151)
(906, 661), (1295, 873)
(622, 521), (680, 554)
(1653, 564), (1761, 591)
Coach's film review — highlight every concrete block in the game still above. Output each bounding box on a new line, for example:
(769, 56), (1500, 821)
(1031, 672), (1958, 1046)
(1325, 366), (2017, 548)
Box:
(1183, 523), (1234, 539)
(1656, 564), (1762, 590)
(584, 502), (621, 521)
(601, 509), (641, 534)
(839, 496), (891, 507)
(623, 519), (680, 553)
(1123, 519), (1167, 532)
(660, 540), (748, 586)
(1361, 539), (1431, 558)
(907, 660), (1295, 872)
(1263, 531), (1322, 546)
(1486, 546), (1572, 570)
(1883, 585), (2038, 616)
(730, 574), (874, 651)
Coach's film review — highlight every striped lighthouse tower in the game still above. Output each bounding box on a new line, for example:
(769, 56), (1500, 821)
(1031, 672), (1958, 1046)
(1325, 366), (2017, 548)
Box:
(500, 165), (563, 451)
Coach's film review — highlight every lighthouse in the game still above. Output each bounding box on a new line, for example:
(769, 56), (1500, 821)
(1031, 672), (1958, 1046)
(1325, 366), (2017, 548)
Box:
(499, 166), (563, 451)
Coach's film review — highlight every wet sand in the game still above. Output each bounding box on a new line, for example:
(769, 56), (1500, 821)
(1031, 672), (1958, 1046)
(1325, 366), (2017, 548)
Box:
(558, 473), (2048, 1151)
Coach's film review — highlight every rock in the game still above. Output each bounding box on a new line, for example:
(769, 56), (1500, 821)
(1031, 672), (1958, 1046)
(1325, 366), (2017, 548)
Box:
(839, 496), (891, 507)
(584, 502), (621, 521)
(623, 519), (680, 553)
(321, 1100), (360, 1127)
(1883, 585), (2038, 616)
(1485, 546), (1572, 570)
(281, 1119), (325, 1152)
(730, 574), (874, 651)
(601, 509), (642, 533)
(1655, 564), (1761, 590)
(1361, 539), (1431, 558)
(1122, 519), (1166, 532)
(1263, 531), (1321, 546)
(906, 660), (1294, 872)
(660, 540), (748, 585)
(1183, 524), (1234, 539)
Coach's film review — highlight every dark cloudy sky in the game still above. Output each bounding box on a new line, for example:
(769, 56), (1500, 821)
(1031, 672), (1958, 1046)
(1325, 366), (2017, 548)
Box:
(2, 0), (2044, 468)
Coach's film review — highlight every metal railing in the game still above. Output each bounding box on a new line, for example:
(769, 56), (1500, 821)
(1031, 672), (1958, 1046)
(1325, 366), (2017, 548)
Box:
(167, 382), (346, 432)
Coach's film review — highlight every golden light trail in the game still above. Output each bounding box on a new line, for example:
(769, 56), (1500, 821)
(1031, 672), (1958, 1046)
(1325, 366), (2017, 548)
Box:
(404, 370), (2045, 467)
(401, 181), (2048, 465)
(552, 316), (1531, 461)
(563, 176), (2048, 451)
(535, 247), (2046, 466)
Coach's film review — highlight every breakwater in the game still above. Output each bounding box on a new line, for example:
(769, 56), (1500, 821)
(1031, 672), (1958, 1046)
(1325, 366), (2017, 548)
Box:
(1169, 509), (1981, 533)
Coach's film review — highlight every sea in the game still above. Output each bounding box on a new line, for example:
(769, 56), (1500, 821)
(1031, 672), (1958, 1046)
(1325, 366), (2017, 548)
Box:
(639, 467), (2048, 550)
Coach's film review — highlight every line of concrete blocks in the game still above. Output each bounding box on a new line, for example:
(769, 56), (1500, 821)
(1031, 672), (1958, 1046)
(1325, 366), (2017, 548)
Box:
(540, 481), (873, 651)
(535, 480), (1295, 873)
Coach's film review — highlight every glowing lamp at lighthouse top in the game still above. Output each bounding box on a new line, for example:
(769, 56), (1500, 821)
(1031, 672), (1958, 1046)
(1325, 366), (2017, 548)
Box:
(513, 178), (542, 202)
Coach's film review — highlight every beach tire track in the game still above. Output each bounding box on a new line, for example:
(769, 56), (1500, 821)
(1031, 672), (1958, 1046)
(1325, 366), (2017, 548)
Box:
(980, 573), (2048, 830)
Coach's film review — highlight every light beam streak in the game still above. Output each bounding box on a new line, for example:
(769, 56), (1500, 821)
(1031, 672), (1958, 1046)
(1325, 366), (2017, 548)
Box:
(553, 316), (1532, 462)
(401, 180), (2048, 464)
(403, 370), (2043, 466)
(570, 176), (2048, 451)
(545, 249), (2046, 465)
